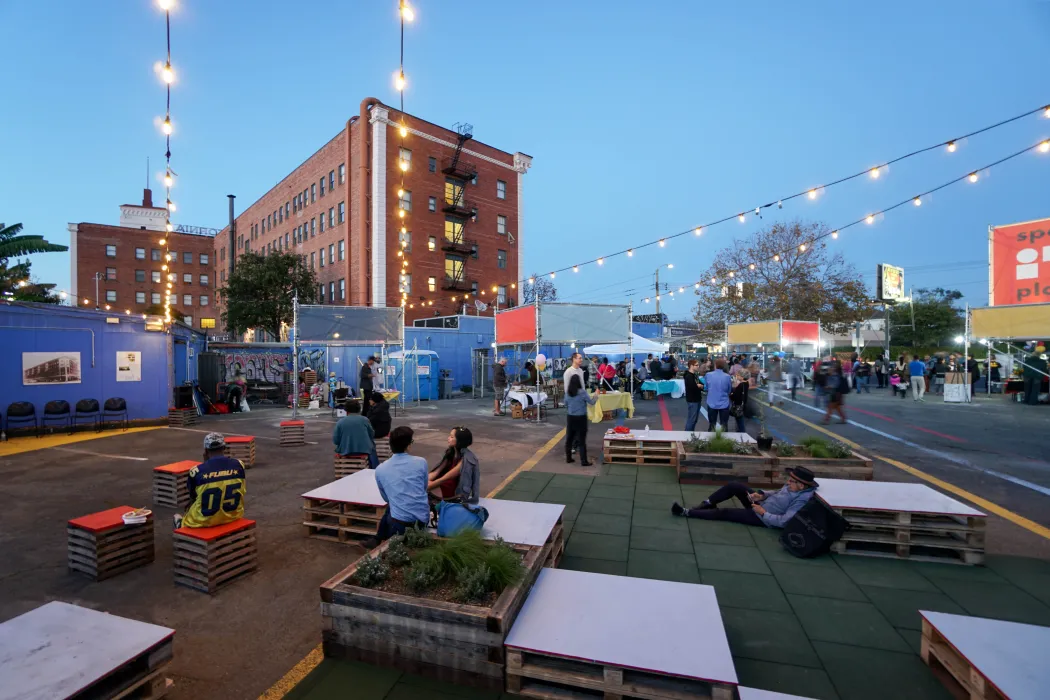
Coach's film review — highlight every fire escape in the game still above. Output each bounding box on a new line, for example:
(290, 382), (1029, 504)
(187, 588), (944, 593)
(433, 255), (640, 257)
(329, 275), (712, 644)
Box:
(441, 122), (478, 292)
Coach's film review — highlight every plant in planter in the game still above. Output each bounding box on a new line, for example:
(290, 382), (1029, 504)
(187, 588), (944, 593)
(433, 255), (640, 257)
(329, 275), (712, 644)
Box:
(775, 442), (797, 457)
(685, 426), (757, 455)
(755, 401), (774, 450)
(797, 435), (852, 459)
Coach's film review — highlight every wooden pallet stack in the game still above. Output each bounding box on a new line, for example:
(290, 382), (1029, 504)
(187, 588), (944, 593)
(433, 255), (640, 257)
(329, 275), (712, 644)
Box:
(333, 454), (369, 478)
(303, 369), (317, 386)
(224, 436), (256, 468)
(167, 407), (198, 427)
(173, 519), (258, 594)
(279, 419), (305, 446)
(152, 460), (198, 508)
(302, 497), (385, 544)
(677, 448), (777, 485)
(375, 441), (392, 462)
(67, 506), (155, 581)
(829, 508), (986, 565)
(602, 437), (679, 467)
(544, 520), (565, 568)
(771, 450), (874, 483)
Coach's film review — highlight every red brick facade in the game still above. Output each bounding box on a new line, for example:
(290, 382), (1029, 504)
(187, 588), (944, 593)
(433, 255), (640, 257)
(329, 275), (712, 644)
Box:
(216, 98), (529, 328)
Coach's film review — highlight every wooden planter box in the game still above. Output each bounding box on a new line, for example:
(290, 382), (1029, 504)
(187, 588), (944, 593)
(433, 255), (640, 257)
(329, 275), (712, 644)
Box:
(677, 445), (777, 485)
(771, 450), (873, 484)
(603, 438), (678, 467)
(320, 538), (550, 691)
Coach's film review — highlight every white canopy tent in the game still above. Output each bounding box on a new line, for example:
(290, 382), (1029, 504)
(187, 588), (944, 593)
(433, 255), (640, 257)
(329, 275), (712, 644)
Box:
(583, 333), (669, 356)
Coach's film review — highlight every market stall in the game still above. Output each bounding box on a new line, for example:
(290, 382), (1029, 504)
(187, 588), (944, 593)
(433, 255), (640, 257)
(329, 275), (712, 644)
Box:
(971, 302), (1050, 402)
(726, 319), (821, 358)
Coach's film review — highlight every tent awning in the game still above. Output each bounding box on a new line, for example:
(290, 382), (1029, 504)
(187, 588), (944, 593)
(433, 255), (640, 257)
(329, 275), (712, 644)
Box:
(583, 333), (669, 355)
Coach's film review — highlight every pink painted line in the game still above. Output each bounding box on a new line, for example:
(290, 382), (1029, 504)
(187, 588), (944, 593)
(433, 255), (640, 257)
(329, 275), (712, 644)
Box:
(848, 406), (896, 423)
(912, 425), (967, 443)
(657, 396), (673, 431)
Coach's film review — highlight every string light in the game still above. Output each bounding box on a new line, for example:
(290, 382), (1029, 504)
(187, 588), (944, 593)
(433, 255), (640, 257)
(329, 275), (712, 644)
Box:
(694, 283), (699, 289)
(550, 272), (556, 279)
(161, 116), (172, 135)
(831, 232), (838, 240)
(749, 263), (756, 269)
(1041, 141), (1050, 153)
(678, 286), (684, 292)
(1045, 106), (1050, 118)
(161, 62), (174, 84)
(597, 257), (604, 265)
(529, 277), (535, 284)
(105, 305), (111, 311)
(946, 141), (957, 153)
(869, 167), (880, 179)
(968, 172), (979, 183)
(728, 271), (734, 277)
(668, 263), (674, 269)
(866, 214), (875, 224)
(399, 122), (408, 137)
(738, 213), (745, 223)
(807, 189), (818, 199)
(694, 227), (702, 236)
(799, 244), (806, 252)
(156, 0), (175, 326)
(658, 239), (665, 247)
(397, 188), (404, 198)
(400, 1), (414, 21)
(163, 171), (173, 187)
(627, 249), (633, 256)
(773, 255), (780, 262)
(913, 197), (922, 206)
(395, 71), (406, 91)
(573, 265), (579, 272)
(511, 283), (516, 289)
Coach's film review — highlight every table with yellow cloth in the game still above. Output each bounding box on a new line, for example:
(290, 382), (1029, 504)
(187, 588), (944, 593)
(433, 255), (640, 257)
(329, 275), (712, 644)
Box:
(586, 391), (635, 423)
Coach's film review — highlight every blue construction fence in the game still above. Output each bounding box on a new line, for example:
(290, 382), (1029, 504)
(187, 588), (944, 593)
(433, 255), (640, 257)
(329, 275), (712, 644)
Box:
(0, 302), (206, 426)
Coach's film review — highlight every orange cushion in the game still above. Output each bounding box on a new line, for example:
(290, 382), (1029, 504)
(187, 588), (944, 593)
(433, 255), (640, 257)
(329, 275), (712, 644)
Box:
(175, 518), (256, 541)
(225, 436), (255, 444)
(69, 506), (140, 532)
(153, 460), (198, 474)
(281, 420), (304, 426)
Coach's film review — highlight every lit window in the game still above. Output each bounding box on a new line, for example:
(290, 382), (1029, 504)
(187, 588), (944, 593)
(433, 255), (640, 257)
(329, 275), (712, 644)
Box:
(136, 291), (146, 304)
(444, 219), (464, 243)
(428, 276), (436, 292)
(200, 318), (216, 329)
(339, 278), (345, 300)
(135, 247), (145, 260)
(106, 245), (117, 257)
(497, 215), (507, 234)
(106, 267), (117, 280)
(338, 202), (345, 224)
(428, 236), (436, 251)
(200, 253), (209, 265)
(152, 292), (161, 304)
(338, 164), (345, 184)
(497, 249), (507, 269)
(152, 271), (161, 283)
(106, 292), (117, 303)
(199, 295), (209, 306)
(399, 230), (412, 251)
(183, 273), (192, 284)
(428, 196), (436, 212)
(338, 240), (345, 261)
(445, 255), (464, 282)
(183, 294), (192, 306)
(135, 270), (145, 282)
(200, 274), (209, 286)
(444, 180), (464, 206)
(497, 179), (506, 199)
(401, 273), (412, 295)
(399, 190), (412, 212)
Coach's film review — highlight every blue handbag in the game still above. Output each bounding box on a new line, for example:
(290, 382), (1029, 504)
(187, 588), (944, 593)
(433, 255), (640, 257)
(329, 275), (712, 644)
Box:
(435, 501), (489, 537)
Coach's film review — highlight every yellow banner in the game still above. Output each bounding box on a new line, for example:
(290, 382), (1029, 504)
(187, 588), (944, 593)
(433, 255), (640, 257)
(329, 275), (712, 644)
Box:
(727, 321), (780, 345)
(972, 304), (1050, 340)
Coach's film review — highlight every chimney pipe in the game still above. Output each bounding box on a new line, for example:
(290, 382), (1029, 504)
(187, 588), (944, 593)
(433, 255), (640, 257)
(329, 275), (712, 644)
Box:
(142, 188), (154, 208)
(227, 194), (236, 275)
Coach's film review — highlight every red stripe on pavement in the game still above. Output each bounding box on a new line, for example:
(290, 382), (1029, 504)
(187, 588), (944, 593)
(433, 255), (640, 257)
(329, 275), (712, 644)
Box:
(912, 425), (967, 443)
(657, 396), (673, 431)
(848, 406), (895, 423)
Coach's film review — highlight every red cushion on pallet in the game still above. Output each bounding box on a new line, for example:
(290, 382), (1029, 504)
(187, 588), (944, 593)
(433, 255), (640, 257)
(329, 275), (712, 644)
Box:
(225, 436), (255, 444)
(175, 518), (256, 541)
(69, 506), (139, 532)
(280, 420), (304, 426)
(153, 460), (199, 474)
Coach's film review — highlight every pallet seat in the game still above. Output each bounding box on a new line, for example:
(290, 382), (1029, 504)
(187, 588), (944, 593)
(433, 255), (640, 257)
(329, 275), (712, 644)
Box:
(152, 460), (197, 508)
(224, 435), (256, 467)
(68, 506), (155, 581)
(173, 519), (258, 594)
(279, 419), (305, 446)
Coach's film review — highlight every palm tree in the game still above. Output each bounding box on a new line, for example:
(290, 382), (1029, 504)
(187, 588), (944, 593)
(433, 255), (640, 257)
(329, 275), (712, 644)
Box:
(0, 222), (68, 261)
(0, 222), (68, 303)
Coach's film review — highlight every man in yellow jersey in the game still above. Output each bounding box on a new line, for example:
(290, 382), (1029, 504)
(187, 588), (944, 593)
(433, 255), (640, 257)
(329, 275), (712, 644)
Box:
(174, 433), (247, 528)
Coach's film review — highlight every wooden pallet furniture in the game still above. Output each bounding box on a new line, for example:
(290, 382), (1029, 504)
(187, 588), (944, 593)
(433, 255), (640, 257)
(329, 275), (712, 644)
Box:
(473, 497), (564, 562)
(771, 450), (873, 483)
(279, 419), (305, 446)
(671, 431), (774, 485)
(604, 436), (679, 467)
(68, 506), (155, 581)
(375, 440), (392, 461)
(173, 519), (258, 594)
(152, 460), (197, 509)
(920, 611), (1050, 700)
(167, 407), (198, 427)
(738, 688), (818, 700)
(0, 601), (175, 700)
(817, 479), (987, 565)
(224, 435), (256, 468)
(320, 537), (549, 691)
(505, 569), (737, 700)
(302, 472), (387, 544)
(333, 453), (370, 478)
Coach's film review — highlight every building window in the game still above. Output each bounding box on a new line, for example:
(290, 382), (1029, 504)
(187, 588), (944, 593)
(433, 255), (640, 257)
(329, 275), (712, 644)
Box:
(338, 239), (345, 261)
(320, 177), (325, 197)
(200, 253), (209, 265)
(200, 295), (209, 306)
(328, 207), (335, 227)
(168, 294), (178, 305)
(445, 218), (464, 243)
(320, 248), (325, 267)
(311, 183), (316, 202)
(428, 156), (436, 173)
(338, 164), (345, 184)
(152, 292), (161, 304)
(135, 270), (145, 282)
(445, 180), (464, 206)
(310, 218), (316, 237)
(319, 213), (325, 233)
(183, 273), (192, 284)
(338, 202), (345, 224)
(471, 174), (478, 185)
(285, 202), (290, 218)
(471, 281), (478, 295)
(497, 179), (507, 199)
(329, 281), (335, 300)
(200, 318), (216, 329)
(329, 170), (335, 190)
(184, 315), (193, 327)
(498, 285), (507, 304)
(200, 274), (209, 286)
(339, 278), (345, 300)
(471, 244), (478, 260)
(168, 250), (177, 262)
(267, 214), (271, 231)
(328, 244), (335, 263)
(445, 255), (464, 282)
(132, 247), (143, 260)
(428, 276), (436, 292)
(398, 148), (411, 168)
(282, 204), (286, 220)
(105, 290), (117, 302)
(221, 270), (225, 282)
(151, 248), (161, 261)
(152, 271), (161, 283)
(106, 267), (117, 280)
(497, 215), (507, 235)
(136, 291), (146, 304)
(284, 232), (289, 248)
(399, 230), (412, 252)
(318, 283), (325, 302)
(399, 190), (412, 212)
(310, 252), (315, 269)
(105, 244), (117, 257)
(182, 252), (192, 264)
(183, 294), (192, 306)
(428, 236), (436, 251)
(497, 249), (507, 269)
(428, 196), (436, 212)
(400, 273), (411, 295)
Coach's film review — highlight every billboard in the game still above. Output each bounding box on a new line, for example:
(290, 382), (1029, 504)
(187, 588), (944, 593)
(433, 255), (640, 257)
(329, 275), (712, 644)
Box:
(876, 263), (905, 302)
(989, 217), (1050, 306)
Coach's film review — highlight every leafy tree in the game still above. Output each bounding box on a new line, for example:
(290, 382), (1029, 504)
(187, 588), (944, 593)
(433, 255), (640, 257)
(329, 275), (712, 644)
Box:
(691, 220), (870, 335)
(521, 272), (558, 305)
(887, 287), (964, 347)
(0, 222), (68, 260)
(220, 251), (317, 338)
(0, 222), (67, 303)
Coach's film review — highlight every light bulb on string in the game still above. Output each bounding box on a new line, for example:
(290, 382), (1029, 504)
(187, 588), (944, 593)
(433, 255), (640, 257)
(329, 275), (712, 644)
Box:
(162, 264), (168, 270)
(162, 117), (172, 135)
(529, 277), (535, 284)
(125, 309), (131, 315)
(167, 200), (176, 212)
(866, 214), (875, 225)
(669, 291), (674, 297)
(968, 172), (979, 183)
(668, 263), (674, 269)
(627, 249), (633, 257)
(395, 71), (406, 92)
(1044, 106), (1050, 118)
(808, 189), (818, 200)
(511, 283), (516, 289)
(399, 121), (408, 138)
(397, 188), (404, 198)
(165, 223), (173, 232)
(164, 171), (173, 187)
(400, 1), (414, 21)
(799, 244), (806, 252)
(656, 295), (661, 301)
(728, 271), (735, 277)
(710, 277), (716, 284)
(869, 167), (880, 179)
(831, 231), (838, 240)
(694, 227), (702, 236)
(158, 0), (174, 9)
(1040, 141), (1050, 153)
(678, 287), (684, 292)
(738, 214), (745, 223)
(947, 141), (957, 153)
(549, 272), (555, 279)
(398, 209), (405, 218)
(694, 283), (699, 289)
(597, 257), (604, 265)
(165, 254), (172, 261)
(105, 305), (111, 310)
(83, 299), (89, 305)
(644, 297), (650, 303)
(159, 238), (166, 246)
(749, 263), (756, 270)
(573, 265), (579, 273)
(773, 254), (780, 262)
(658, 239), (665, 247)
(399, 159), (409, 172)
(913, 197), (922, 206)
(60, 291), (67, 299)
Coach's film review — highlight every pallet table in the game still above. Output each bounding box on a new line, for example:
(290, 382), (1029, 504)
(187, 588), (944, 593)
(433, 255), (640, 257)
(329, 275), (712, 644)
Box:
(0, 601), (175, 700)
(167, 407), (198, 427)
(738, 689), (818, 700)
(302, 471), (387, 544)
(279, 419), (305, 446)
(67, 506), (155, 581)
(173, 519), (258, 594)
(473, 497), (564, 567)
(505, 569), (737, 699)
(224, 435), (256, 468)
(816, 479), (987, 565)
(333, 453), (370, 478)
(920, 611), (1050, 700)
(152, 460), (197, 509)
(605, 430), (755, 469)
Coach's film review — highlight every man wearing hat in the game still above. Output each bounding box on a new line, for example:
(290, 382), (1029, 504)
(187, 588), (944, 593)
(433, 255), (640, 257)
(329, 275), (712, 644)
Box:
(175, 433), (247, 529)
(670, 466), (818, 528)
(360, 356), (377, 416)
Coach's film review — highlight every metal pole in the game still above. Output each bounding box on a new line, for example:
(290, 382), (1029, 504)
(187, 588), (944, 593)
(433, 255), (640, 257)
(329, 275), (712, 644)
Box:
(535, 301), (541, 423)
(227, 194), (237, 276)
(628, 302), (634, 396)
(655, 268), (660, 318)
(964, 304), (971, 402)
(95, 272), (101, 310)
(291, 292), (299, 419)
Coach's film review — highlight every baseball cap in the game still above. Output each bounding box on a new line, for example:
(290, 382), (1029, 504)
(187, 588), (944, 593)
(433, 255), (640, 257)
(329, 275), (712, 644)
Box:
(204, 432), (226, 450)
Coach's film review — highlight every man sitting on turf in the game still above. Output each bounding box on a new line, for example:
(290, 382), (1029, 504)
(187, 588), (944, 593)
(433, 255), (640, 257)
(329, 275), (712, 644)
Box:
(175, 433), (247, 529)
(374, 426), (430, 541)
(670, 466), (817, 528)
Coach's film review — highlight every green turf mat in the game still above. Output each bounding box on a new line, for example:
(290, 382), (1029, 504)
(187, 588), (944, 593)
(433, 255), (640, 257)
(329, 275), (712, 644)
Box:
(813, 641), (955, 700)
(561, 555), (628, 576)
(984, 554), (1050, 607)
(749, 531), (838, 568)
(911, 560), (1008, 584)
(535, 486), (589, 506)
(282, 659), (401, 700)
(831, 555), (940, 592)
(507, 471), (555, 488)
(695, 542), (772, 575)
(392, 672), (503, 699)
(580, 496), (633, 517)
(588, 483), (635, 500)
(593, 473), (636, 487)
(573, 512), (632, 537)
(896, 627), (923, 655)
(564, 532), (629, 562)
(929, 577), (1050, 626)
(679, 484), (721, 502)
(634, 466), (679, 483)
(626, 549), (701, 583)
(701, 570), (791, 613)
(768, 561), (866, 601)
(630, 525), (693, 553)
(859, 585), (966, 630)
(731, 658), (841, 700)
(634, 481), (684, 497)
(687, 519), (758, 546)
(721, 607), (822, 668)
(548, 473), (594, 489)
(492, 488), (538, 502)
(632, 493), (676, 510)
(605, 464), (639, 477)
(631, 507), (688, 532)
(787, 594), (910, 653)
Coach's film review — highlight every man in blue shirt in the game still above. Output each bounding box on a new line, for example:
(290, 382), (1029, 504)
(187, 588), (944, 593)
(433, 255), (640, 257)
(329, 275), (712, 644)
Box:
(374, 426), (431, 540)
(705, 357), (733, 430)
(908, 354), (927, 402)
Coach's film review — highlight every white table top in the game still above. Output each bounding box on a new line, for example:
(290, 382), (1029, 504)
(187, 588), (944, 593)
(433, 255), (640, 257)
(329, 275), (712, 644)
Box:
(921, 611), (1050, 699)
(816, 479), (986, 517)
(506, 569), (737, 685)
(604, 429), (756, 444)
(738, 688), (816, 700)
(301, 469), (385, 506)
(476, 497), (564, 547)
(505, 390), (548, 406)
(0, 601), (175, 700)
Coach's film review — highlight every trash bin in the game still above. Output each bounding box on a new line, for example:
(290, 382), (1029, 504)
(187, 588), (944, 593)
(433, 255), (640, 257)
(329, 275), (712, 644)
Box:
(439, 375), (454, 400)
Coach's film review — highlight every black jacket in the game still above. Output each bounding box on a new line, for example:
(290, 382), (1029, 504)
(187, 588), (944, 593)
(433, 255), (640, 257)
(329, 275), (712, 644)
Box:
(684, 371), (703, 403)
(368, 399), (392, 439)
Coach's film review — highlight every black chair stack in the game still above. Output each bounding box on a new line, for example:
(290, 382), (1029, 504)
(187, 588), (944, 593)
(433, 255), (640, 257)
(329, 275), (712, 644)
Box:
(42, 400), (72, 434)
(73, 399), (101, 432)
(5, 402), (38, 437)
(102, 397), (129, 431)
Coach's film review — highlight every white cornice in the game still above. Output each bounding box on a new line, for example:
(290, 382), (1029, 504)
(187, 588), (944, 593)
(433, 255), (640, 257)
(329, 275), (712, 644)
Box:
(375, 116), (529, 174)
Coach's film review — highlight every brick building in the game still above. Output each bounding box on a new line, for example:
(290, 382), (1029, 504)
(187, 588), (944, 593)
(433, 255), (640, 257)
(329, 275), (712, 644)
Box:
(68, 189), (218, 328)
(216, 97), (531, 326)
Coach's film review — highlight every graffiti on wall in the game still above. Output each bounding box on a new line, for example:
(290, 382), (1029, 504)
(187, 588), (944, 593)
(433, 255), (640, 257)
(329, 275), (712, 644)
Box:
(298, 348), (327, 379)
(222, 352), (289, 384)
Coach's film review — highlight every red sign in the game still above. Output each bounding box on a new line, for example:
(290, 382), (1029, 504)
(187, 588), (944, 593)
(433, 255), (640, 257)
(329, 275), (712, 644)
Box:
(495, 305), (537, 345)
(990, 217), (1050, 306)
(781, 321), (820, 345)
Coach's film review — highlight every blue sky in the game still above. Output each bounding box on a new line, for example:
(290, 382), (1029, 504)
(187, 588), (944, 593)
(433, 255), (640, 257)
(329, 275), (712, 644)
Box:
(2, 1), (1048, 319)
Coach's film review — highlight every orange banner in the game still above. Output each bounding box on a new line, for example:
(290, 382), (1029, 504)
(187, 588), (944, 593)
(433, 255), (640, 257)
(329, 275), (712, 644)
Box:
(990, 217), (1050, 306)
(495, 305), (536, 345)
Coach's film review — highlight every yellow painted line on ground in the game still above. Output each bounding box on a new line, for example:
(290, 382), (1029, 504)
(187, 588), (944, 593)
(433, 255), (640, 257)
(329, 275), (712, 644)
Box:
(257, 426), (567, 700)
(0, 426), (162, 458)
(768, 404), (1050, 541)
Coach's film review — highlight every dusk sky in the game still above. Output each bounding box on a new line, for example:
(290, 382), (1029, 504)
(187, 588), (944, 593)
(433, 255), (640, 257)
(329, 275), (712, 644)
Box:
(2, 1), (1048, 318)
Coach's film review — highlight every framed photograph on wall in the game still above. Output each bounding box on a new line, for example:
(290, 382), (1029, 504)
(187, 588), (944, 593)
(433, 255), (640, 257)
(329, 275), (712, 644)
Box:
(22, 352), (82, 385)
(116, 351), (142, 382)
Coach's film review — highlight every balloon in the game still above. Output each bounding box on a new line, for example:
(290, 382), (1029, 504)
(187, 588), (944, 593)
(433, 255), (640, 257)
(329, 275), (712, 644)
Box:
(537, 362), (546, 371)
(536, 353), (546, 365)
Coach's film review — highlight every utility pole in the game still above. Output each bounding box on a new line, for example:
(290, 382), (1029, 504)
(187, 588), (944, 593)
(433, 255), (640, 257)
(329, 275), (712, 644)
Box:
(655, 267), (661, 318)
